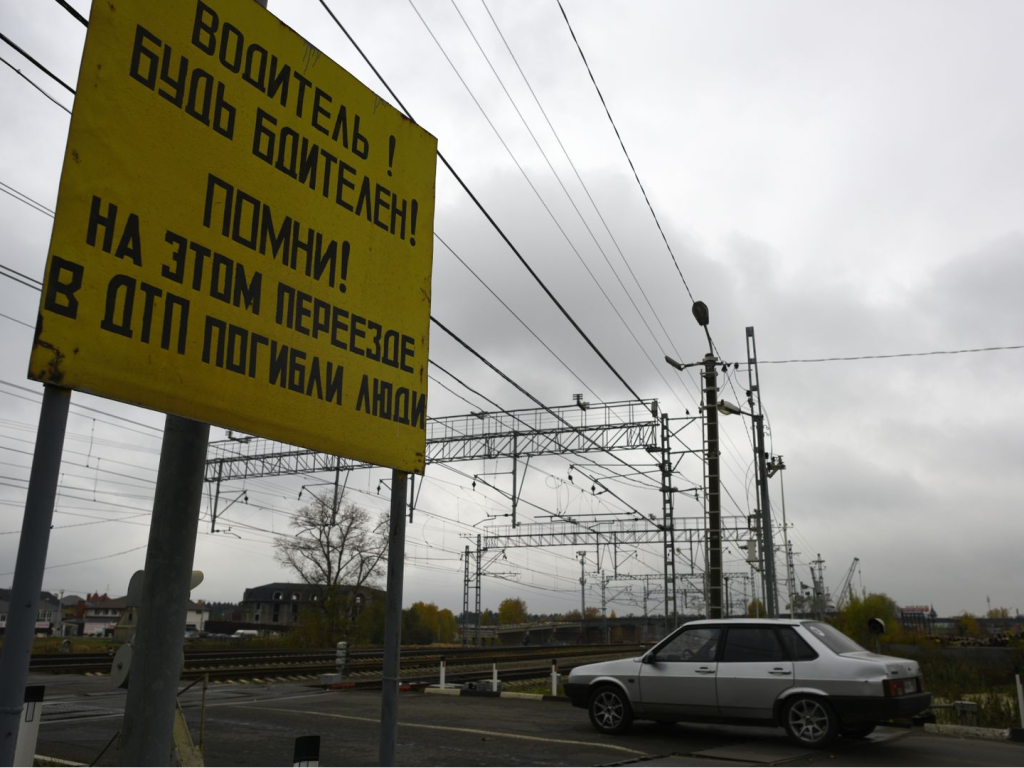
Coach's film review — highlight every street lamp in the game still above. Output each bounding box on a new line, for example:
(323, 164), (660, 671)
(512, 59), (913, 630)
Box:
(714, 400), (779, 618)
(664, 301), (723, 620)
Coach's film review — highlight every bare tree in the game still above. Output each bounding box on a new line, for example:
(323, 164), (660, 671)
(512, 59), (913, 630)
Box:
(274, 490), (388, 642)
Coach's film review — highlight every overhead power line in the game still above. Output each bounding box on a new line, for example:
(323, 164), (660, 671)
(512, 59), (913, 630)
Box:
(555, 1), (695, 306)
(316, 0), (644, 403)
(760, 345), (1024, 364)
(0, 181), (55, 216)
(0, 54), (71, 114)
(0, 31), (76, 95)
(52, 0), (88, 27)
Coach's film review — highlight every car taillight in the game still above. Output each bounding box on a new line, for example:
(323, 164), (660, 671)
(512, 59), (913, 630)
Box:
(884, 678), (918, 697)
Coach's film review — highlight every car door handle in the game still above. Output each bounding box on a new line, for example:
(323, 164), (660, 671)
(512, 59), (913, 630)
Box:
(768, 669), (792, 676)
(695, 667), (715, 674)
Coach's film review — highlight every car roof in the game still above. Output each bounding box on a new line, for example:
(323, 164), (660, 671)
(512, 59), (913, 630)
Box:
(681, 618), (805, 627)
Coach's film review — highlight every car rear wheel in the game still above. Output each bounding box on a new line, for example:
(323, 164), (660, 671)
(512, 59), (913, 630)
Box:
(588, 685), (633, 735)
(783, 696), (838, 748)
(841, 724), (876, 739)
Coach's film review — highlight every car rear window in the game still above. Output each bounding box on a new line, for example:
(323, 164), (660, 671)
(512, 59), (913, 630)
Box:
(778, 627), (818, 660)
(802, 622), (866, 654)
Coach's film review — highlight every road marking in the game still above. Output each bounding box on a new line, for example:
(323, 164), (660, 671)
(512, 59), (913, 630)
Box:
(246, 706), (647, 756)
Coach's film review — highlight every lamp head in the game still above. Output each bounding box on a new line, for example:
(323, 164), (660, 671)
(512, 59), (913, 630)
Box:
(691, 301), (710, 327)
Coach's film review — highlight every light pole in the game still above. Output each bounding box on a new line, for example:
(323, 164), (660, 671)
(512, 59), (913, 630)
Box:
(665, 301), (722, 619)
(767, 455), (794, 618)
(717, 398), (778, 618)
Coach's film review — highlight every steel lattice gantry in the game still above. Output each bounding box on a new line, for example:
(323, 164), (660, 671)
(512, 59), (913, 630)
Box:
(204, 398), (661, 481)
(204, 397), (703, 628)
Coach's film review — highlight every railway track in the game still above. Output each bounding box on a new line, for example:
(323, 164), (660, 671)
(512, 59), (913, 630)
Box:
(27, 644), (644, 685)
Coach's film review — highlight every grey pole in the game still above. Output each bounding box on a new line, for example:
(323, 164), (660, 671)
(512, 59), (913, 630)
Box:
(378, 469), (408, 767)
(577, 551), (587, 642)
(776, 463), (795, 618)
(119, 415), (209, 766)
(746, 326), (778, 617)
(703, 355), (723, 619)
(0, 385), (70, 765)
(753, 415), (778, 617)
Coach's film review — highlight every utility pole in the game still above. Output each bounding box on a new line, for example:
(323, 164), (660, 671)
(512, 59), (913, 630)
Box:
(811, 554), (827, 620)
(577, 551), (587, 644)
(665, 301), (721, 621)
(462, 545), (470, 646)
(600, 574), (609, 644)
(475, 535), (483, 646)
(702, 353), (723, 619)
(746, 326), (778, 617)
(786, 542), (799, 617)
(769, 456), (795, 618)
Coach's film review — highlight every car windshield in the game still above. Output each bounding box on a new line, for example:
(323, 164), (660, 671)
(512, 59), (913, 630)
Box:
(802, 622), (866, 654)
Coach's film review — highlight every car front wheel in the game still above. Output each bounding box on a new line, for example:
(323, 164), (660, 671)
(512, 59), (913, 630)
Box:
(783, 696), (838, 748)
(588, 685), (633, 735)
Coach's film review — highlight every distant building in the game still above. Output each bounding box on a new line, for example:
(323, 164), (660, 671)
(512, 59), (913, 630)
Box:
(240, 582), (382, 631)
(899, 604), (937, 634)
(0, 590), (62, 636)
(112, 600), (209, 643)
(84, 594), (127, 636)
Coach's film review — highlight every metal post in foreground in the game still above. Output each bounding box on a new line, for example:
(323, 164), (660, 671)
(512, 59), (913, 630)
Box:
(379, 469), (408, 767)
(0, 385), (70, 765)
(439, 657), (446, 689)
(703, 354), (723, 619)
(492, 659), (498, 691)
(550, 659), (559, 697)
(120, 415), (210, 766)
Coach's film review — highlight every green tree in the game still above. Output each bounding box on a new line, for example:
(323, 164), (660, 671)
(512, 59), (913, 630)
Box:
(957, 611), (982, 637)
(746, 599), (766, 618)
(832, 593), (900, 647)
(987, 606), (1010, 619)
(498, 597), (528, 625)
(480, 608), (497, 626)
(436, 608), (457, 642)
(274, 491), (388, 646)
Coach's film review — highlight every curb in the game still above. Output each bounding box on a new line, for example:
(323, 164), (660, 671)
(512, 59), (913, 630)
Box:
(425, 687), (568, 703)
(924, 723), (1011, 741)
(35, 756), (88, 767)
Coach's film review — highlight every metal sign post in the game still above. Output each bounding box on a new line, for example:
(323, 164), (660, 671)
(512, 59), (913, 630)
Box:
(120, 415), (210, 766)
(378, 470), (408, 767)
(0, 386), (70, 765)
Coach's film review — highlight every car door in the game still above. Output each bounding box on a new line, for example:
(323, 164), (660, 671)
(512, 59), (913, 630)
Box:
(716, 626), (793, 720)
(638, 626), (720, 717)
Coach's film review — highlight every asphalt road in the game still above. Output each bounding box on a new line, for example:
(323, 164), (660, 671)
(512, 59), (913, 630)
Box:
(30, 674), (1024, 766)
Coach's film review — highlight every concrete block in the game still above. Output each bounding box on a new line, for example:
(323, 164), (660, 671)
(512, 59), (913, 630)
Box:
(319, 673), (344, 686)
(923, 723), (1010, 741)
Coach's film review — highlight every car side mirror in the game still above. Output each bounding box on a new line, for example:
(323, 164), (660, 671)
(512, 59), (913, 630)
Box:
(642, 654), (656, 664)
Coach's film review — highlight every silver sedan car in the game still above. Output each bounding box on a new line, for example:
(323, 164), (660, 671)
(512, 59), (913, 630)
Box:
(565, 618), (930, 748)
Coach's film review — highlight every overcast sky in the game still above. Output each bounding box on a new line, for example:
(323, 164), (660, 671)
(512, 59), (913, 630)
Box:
(1, 0), (1022, 621)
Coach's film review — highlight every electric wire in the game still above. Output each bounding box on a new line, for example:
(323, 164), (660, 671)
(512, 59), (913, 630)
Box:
(0, 31), (76, 95)
(0, 54), (71, 114)
(478, 0), (696, 386)
(555, 1), (695, 305)
(315, 0), (643, 403)
(52, 0), (88, 27)
(408, 0), (688, 413)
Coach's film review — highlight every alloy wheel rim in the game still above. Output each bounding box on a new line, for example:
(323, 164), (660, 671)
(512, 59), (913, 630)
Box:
(595, 692), (624, 728)
(788, 699), (829, 742)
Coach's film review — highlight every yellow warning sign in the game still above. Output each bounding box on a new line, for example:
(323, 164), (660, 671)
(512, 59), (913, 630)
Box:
(30, 0), (437, 472)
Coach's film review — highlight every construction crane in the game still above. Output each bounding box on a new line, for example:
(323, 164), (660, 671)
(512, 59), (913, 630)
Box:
(834, 557), (860, 613)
